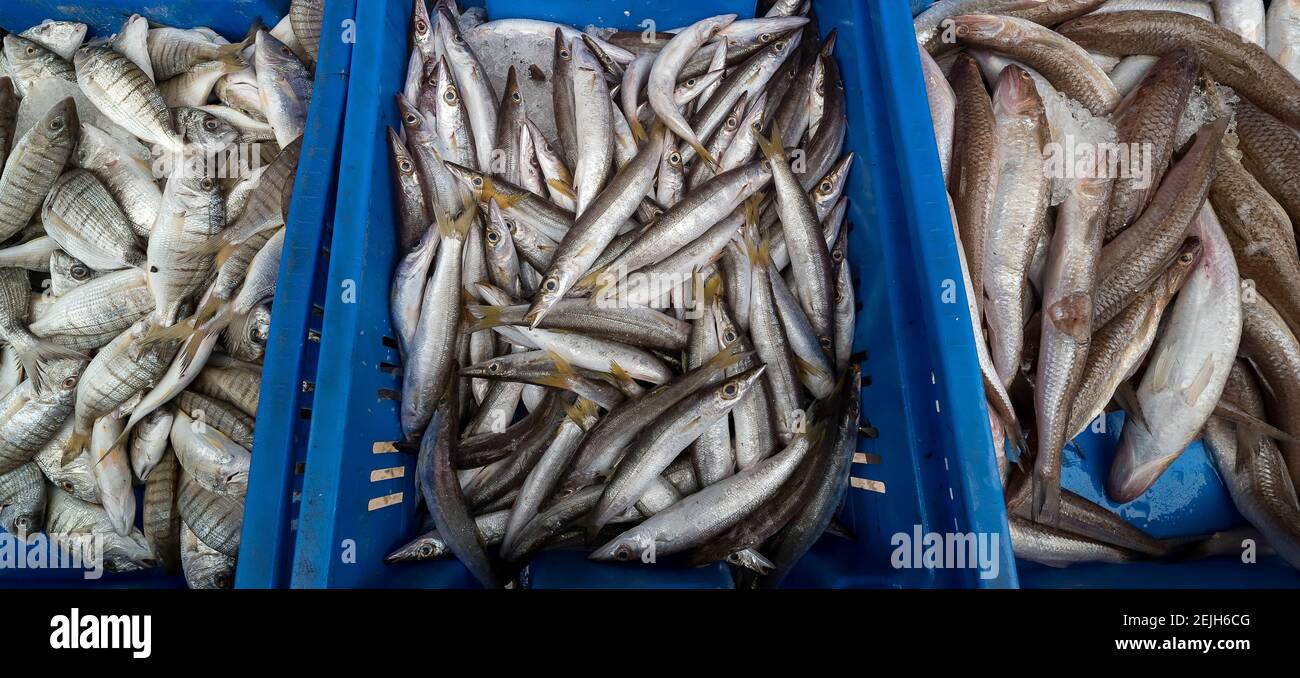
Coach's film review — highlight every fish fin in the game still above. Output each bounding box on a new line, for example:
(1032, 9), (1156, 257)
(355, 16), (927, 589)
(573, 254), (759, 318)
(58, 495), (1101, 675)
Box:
(137, 319), (197, 351)
(752, 237), (772, 269)
(1212, 401), (1300, 446)
(61, 433), (89, 466)
(1148, 348), (1172, 392)
(464, 305), (504, 333)
(690, 139), (719, 168)
(707, 344), (749, 372)
(628, 114), (648, 143)
(1113, 381), (1147, 431)
(755, 126), (784, 163)
(563, 398), (598, 428)
(1234, 422), (1267, 474)
(824, 517), (856, 541)
(16, 339), (85, 391)
(439, 192), (478, 240)
(743, 192), (764, 227)
(702, 271), (723, 304)
(212, 243), (239, 269)
(546, 178), (576, 199)
(175, 330), (213, 375)
(1183, 356), (1215, 406)
(608, 361), (637, 393)
(793, 354), (829, 381)
(188, 232), (231, 260)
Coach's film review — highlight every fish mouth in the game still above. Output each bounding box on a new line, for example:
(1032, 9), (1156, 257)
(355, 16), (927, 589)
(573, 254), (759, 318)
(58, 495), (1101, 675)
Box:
(1107, 444), (1180, 504)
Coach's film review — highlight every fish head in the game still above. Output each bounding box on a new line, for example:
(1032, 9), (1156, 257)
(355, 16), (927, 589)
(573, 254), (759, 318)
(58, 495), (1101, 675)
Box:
(952, 14), (1017, 43)
(725, 548), (775, 575)
(588, 532), (652, 563)
(434, 5), (467, 53)
(814, 152), (855, 205)
(395, 92), (431, 138)
(254, 29), (300, 72)
(384, 533), (448, 563)
(433, 55), (461, 111)
(443, 161), (501, 205)
(36, 358), (86, 400)
(0, 499), (45, 541)
(993, 64), (1042, 118)
(409, 0), (434, 50)
(720, 16), (808, 49)
(713, 363), (767, 406)
(33, 97), (79, 146)
(3, 34), (59, 78)
(49, 250), (96, 287)
(102, 533), (159, 573)
(1155, 237), (1203, 299)
(185, 556), (235, 589)
(175, 106), (239, 153)
(695, 13), (740, 43)
(1107, 426), (1181, 504)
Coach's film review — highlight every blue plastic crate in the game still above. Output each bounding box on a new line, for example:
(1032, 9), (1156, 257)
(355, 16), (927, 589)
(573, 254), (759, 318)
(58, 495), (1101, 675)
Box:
(0, 0), (351, 589)
(911, 0), (1300, 588)
(291, 0), (1014, 588)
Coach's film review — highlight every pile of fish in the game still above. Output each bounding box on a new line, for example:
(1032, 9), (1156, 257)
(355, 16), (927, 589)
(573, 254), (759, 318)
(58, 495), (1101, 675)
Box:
(386, 0), (861, 588)
(0, 0), (321, 588)
(916, 0), (1300, 570)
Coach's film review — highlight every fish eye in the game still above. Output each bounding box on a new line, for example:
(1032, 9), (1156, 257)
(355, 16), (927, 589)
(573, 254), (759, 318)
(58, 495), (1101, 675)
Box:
(723, 330), (737, 343)
(215, 572), (231, 588)
(471, 176), (484, 188)
(399, 159), (413, 173)
(957, 26), (969, 37)
(61, 375), (78, 390)
(559, 48), (571, 60)
(404, 113), (418, 124)
(60, 480), (75, 492)
(1179, 252), (1194, 264)
(751, 121), (762, 133)
(721, 380), (740, 399)
(452, 32), (464, 44)
(504, 218), (517, 233)
(613, 544), (635, 561)
(204, 119), (219, 131)
(774, 40), (787, 51)
(835, 288), (844, 303)
(200, 178), (215, 191)
(488, 362), (500, 373)
(26, 46), (36, 55)
(669, 152), (681, 165)
(725, 116), (737, 129)
(281, 45), (293, 56)
(70, 265), (89, 279)
(418, 543), (435, 558)
(416, 19), (428, 34)
(48, 117), (63, 131)
(686, 78), (697, 87)
(511, 91), (522, 103)
(543, 278), (559, 292)
(726, 552), (742, 563)
(486, 228), (500, 244)
(819, 180), (833, 193)
(832, 249), (844, 263)
(819, 336), (833, 350)
(760, 33), (773, 43)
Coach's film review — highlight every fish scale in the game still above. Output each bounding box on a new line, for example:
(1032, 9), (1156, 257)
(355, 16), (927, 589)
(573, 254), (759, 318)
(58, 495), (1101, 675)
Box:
(177, 471), (243, 557)
(42, 169), (146, 271)
(74, 46), (179, 153)
(0, 99), (77, 242)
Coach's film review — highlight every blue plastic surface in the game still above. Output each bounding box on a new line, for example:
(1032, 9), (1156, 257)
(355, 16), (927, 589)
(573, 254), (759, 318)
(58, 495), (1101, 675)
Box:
(292, 0), (1014, 589)
(909, 0), (1300, 588)
(0, 1), (346, 589)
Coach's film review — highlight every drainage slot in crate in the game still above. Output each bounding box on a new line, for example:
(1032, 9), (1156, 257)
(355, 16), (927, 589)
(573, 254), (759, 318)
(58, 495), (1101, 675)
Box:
(381, 335), (399, 350)
(377, 388), (401, 401)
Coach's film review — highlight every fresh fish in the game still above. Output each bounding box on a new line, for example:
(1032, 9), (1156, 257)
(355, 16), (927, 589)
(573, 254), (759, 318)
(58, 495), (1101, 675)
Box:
(19, 21), (87, 62)
(290, 0), (325, 67)
(1266, 0), (1300, 79)
(45, 485), (157, 572)
(74, 46), (180, 153)
(437, 7), (498, 171)
(177, 469), (243, 558)
(1237, 294), (1300, 495)
(41, 169), (145, 271)
(171, 410), (250, 498)
(1108, 204), (1241, 503)
(983, 65), (1049, 387)
(30, 268), (154, 351)
(2, 35), (75, 97)
(90, 414), (133, 536)
(0, 98), (77, 243)
(0, 462), (45, 537)
(255, 30), (313, 148)
(921, 45), (956, 184)
(130, 406), (174, 482)
(1058, 10), (1300, 128)
(74, 123), (161, 239)
(1010, 516), (1144, 566)
(180, 522), (234, 588)
(1233, 98), (1300, 241)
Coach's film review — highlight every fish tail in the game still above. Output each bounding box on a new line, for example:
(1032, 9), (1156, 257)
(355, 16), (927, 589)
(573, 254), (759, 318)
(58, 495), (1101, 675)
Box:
(464, 304), (504, 333)
(629, 115), (648, 143)
(439, 192), (478, 240)
(15, 336), (85, 391)
(690, 138), (719, 168)
(61, 432), (90, 467)
(608, 361), (637, 392)
(755, 125), (784, 162)
(562, 397), (598, 428)
(545, 178), (576, 200)
(1030, 465), (1060, 524)
(138, 320), (198, 350)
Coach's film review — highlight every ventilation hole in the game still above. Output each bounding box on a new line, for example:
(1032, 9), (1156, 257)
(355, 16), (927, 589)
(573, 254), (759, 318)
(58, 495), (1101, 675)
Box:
(381, 336), (400, 349)
(378, 362), (400, 374)
(299, 407), (312, 419)
(311, 304), (325, 317)
(378, 388), (401, 401)
(295, 461), (306, 474)
(862, 374), (873, 387)
(307, 329), (321, 343)
(859, 420), (879, 439)
(301, 381), (315, 393)
(849, 350), (867, 364)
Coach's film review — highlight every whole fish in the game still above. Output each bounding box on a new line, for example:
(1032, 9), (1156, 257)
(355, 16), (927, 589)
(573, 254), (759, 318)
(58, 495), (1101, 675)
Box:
(147, 27), (250, 81)
(0, 98), (77, 243)
(147, 175), (225, 325)
(1032, 175), (1111, 522)
(90, 414), (133, 536)
(1058, 10), (1300, 128)
(437, 7), (498, 171)
(74, 123), (161, 239)
(954, 14), (1119, 115)
(983, 65), (1049, 387)
(2, 35), (75, 97)
(30, 268), (154, 351)
(922, 45), (957, 186)
(177, 469), (243, 558)
(131, 406), (174, 482)
(0, 462), (45, 536)
(1108, 204), (1241, 503)
(46, 485), (157, 572)
(948, 53), (999, 302)
(255, 30), (313, 148)
(41, 169), (145, 271)
(1010, 516), (1144, 566)
(74, 46), (181, 153)
(171, 410), (250, 497)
